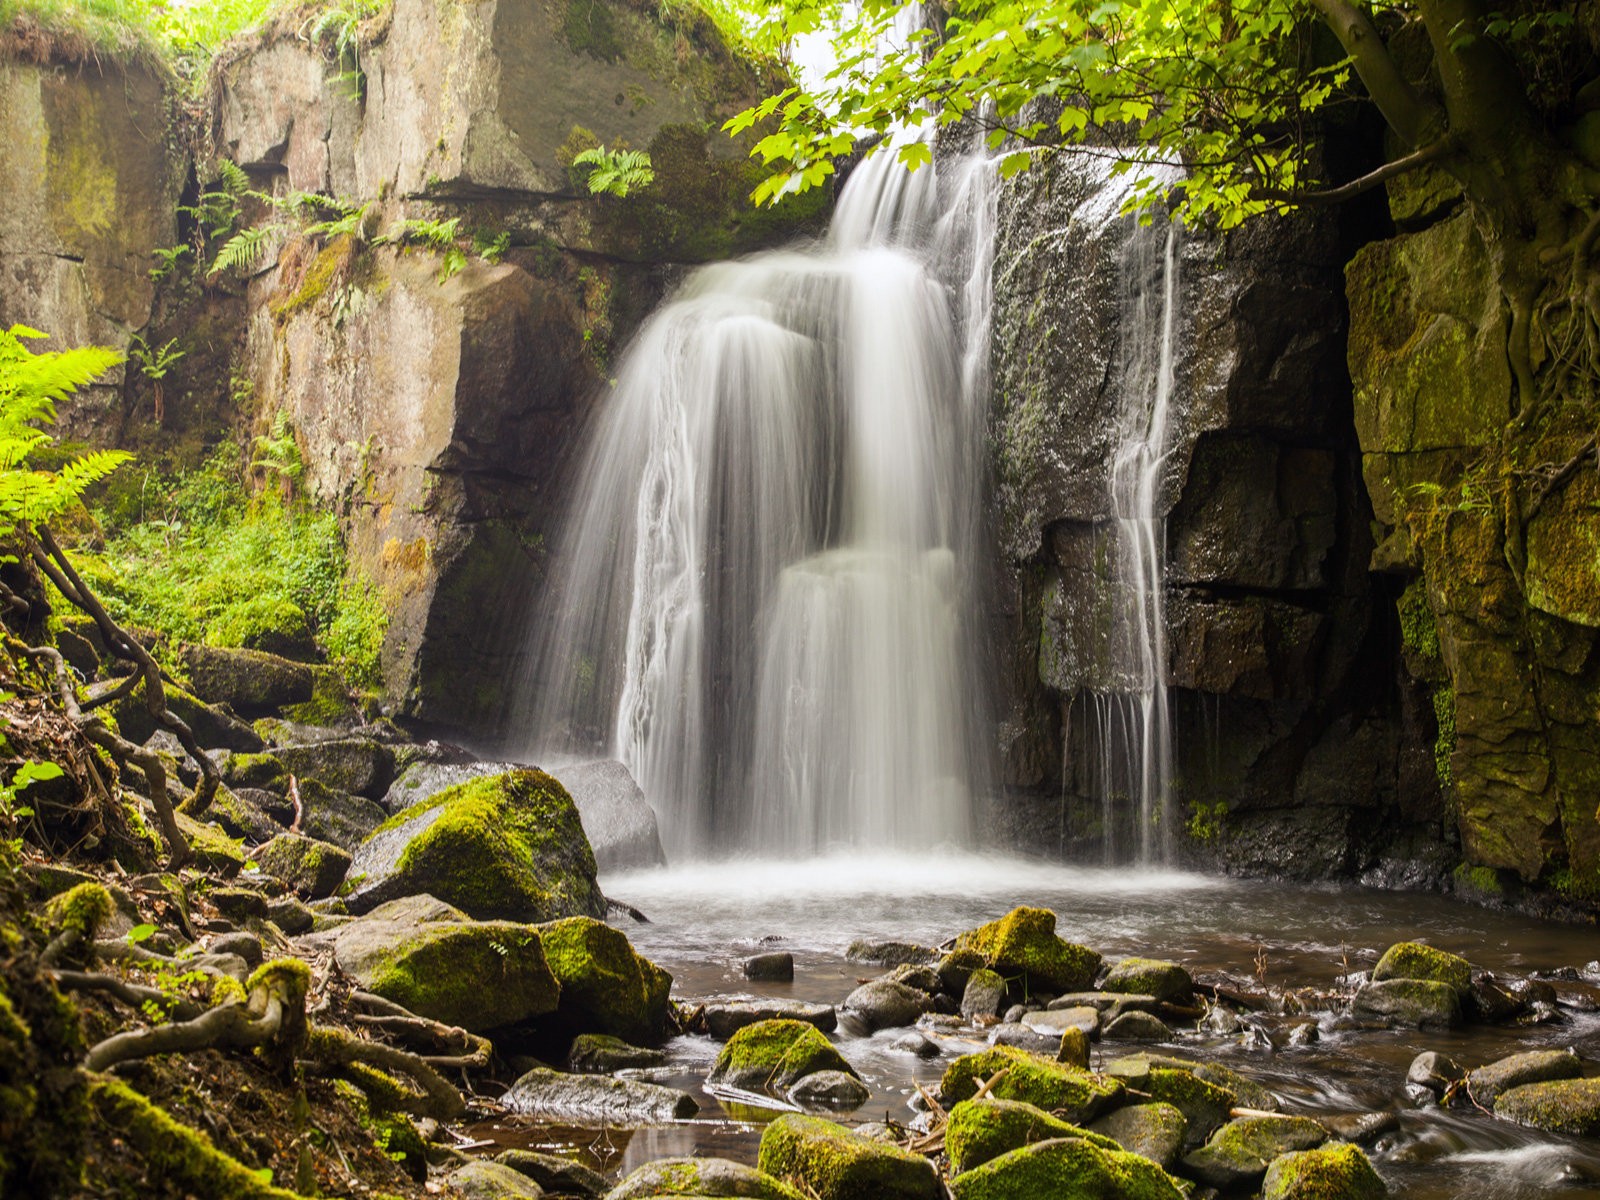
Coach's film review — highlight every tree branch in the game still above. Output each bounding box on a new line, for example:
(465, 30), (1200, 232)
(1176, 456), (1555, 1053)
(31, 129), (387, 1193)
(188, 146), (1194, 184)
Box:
(1257, 137), (1458, 206)
(1306, 0), (1442, 149)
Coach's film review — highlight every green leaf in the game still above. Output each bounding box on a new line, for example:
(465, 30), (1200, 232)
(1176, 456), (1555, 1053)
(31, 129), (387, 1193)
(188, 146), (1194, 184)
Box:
(897, 141), (933, 172)
(127, 924), (157, 944)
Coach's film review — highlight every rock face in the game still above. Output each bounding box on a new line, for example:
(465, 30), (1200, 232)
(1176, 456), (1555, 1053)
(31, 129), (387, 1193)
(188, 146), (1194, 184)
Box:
(986, 151), (1439, 879)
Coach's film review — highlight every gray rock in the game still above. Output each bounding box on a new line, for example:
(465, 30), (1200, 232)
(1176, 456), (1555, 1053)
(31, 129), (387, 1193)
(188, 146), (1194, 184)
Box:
(1089, 1102), (1187, 1170)
(961, 968), (1007, 1021)
(1406, 1050), (1464, 1093)
(989, 1022), (1061, 1055)
(842, 979), (932, 1033)
(551, 759), (666, 872)
(295, 779), (388, 852)
(183, 952), (249, 982)
(494, 1148), (608, 1197)
(1467, 971), (1524, 1021)
(445, 1161), (545, 1199)
(702, 999), (837, 1039)
(1462, 1049), (1582, 1107)
(1101, 957), (1194, 1003)
(744, 952), (794, 982)
(208, 787), (288, 844)
(607, 1156), (802, 1200)
(568, 1033), (667, 1074)
(1022, 1005), (1099, 1038)
(502, 1067), (698, 1123)
(252, 832), (352, 899)
(208, 932), (264, 968)
(884, 963), (942, 995)
(1352, 978), (1462, 1027)
(845, 939), (937, 967)
(274, 738), (395, 799)
(181, 644), (315, 714)
(1183, 1116), (1328, 1188)
(266, 895), (315, 935)
(1317, 1112), (1400, 1144)
(1102, 1010), (1172, 1041)
(889, 1032), (940, 1058)
(788, 1070), (871, 1110)
(208, 887), (269, 922)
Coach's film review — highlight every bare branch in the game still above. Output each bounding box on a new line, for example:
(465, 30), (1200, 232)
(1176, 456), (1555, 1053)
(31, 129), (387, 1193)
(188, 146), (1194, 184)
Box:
(1256, 137), (1458, 207)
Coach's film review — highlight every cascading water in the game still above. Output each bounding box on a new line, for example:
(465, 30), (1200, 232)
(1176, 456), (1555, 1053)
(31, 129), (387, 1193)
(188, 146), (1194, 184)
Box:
(516, 143), (997, 861)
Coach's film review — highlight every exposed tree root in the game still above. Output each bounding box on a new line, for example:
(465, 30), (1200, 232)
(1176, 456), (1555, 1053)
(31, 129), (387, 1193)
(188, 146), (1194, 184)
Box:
(51, 969), (206, 1022)
(306, 1026), (467, 1120)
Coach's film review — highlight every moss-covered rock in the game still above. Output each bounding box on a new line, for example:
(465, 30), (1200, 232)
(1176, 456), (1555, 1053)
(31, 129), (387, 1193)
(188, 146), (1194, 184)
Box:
(940, 1046), (1124, 1123)
(1100, 957), (1193, 1003)
(1371, 942), (1471, 995)
(709, 1018), (857, 1092)
(250, 832), (351, 899)
(757, 1113), (941, 1200)
(174, 814), (248, 876)
(493, 1148), (610, 1197)
(1352, 978), (1462, 1027)
(1260, 1142), (1387, 1199)
(295, 778), (388, 852)
(538, 916), (672, 1044)
(948, 1136), (1185, 1200)
(346, 769), (606, 922)
(607, 1155), (807, 1199)
(223, 751), (287, 792)
(945, 1097), (1120, 1173)
(1088, 1102), (1187, 1170)
(1463, 1049), (1582, 1107)
(273, 738), (394, 799)
(1493, 1076), (1600, 1135)
(568, 1031), (667, 1073)
(114, 683), (265, 753)
(181, 643), (315, 714)
(1182, 1116), (1328, 1188)
(1107, 1053), (1279, 1114)
(445, 1159), (546, 1198)
(206, 595), (316, 660)
(1107, 1065), (1236, 1148)
(952, 907), (1102, 993)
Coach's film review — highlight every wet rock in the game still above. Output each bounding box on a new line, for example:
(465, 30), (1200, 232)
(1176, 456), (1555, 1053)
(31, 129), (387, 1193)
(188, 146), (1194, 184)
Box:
(938, 948), (987, 994)
(708, 1019), (857, 1093)
(953, 966), (1004, 1024)
(1201, 1005), (1243, 1034)
(1102, 957), (1194, 1003)
(332, 896), (559, 1032)
(1001, 1003), (1027, 1024)
(550, 758), (667, 872)
(1406, 1050), (1464, 1094)
(539, 917), (674, 1044)
(952, 907), (1101, 992)
(1183, 1116), (1327, 1188)
(942, 1046), (1124, 1122)
(990, 1022), (1060, 1055)
(1260, 1143), (1387, 1200)
(1089, 1102), (1188, 1170)
(607, 1155), (806, 1199)
(757, 1113), (941, 1200)
(273, 738), (394, 799)
(744, 952), (794, 982)
(251, 832), (351, 899)
(846, 939), (938, 967)
(1103, 1010), (1172, 1041)
(889, 1032), (940, 1058)
(842, 979), (933, 1032)
(948, 1137), (1184, 1200)
(567, 1033), (666, 1074)
(501, 1067), (698, 1123)
(1317, 1112), (1400, 1144)
(1022, 1005), (1099, 1038)
(884, 963), (942, 995)
(1286, 1021), (1319, 1045)
(494, 1148), (608, 1197)
(945, 1097), (1120, 1172)
(1467, 970), (1523, 1021)
(346, 769), (606, 922)
(1494, 1076), (1600, 1135)
(1057, 1025), (1091, 1069)
(181, 644), (315, 715)
(702, 999), (837, 1039)
(1463, 1049), (1582, 1107)
(445, 1160), (546, 1199)
(1371, 942), (1471, 996)
(788, 1070), (871, 1110)
(1352, 978), (1462, 1027)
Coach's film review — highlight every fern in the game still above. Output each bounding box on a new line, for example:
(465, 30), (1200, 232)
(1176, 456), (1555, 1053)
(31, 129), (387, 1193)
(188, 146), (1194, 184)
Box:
(571, 147), (656, 197)
(304, 199), (370, 239)
(210, 224), (278, 277)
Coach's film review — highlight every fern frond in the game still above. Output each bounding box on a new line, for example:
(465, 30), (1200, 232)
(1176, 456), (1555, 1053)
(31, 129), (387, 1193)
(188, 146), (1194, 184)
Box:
(210, 225), (278, 276)
(216, 159), (251, 196)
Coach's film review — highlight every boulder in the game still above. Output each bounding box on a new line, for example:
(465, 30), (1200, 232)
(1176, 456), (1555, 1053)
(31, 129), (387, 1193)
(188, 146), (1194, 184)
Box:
(1101, 957), (1193, 1003)
(1371, 942), (1471, 996)
(990, 1022), (1063, 1056)
(273, 738), (394, 799)
(331, 897), (559, 1032)
(494, 1149), (609, 1197)
(1260, 1143), (1387, 1200)
(551, 759), (667, 872)
(702, 999), (837, 1039)
(1352, 978), (1461, 1027)
(568, 1033), (667, 1074)
(952, 907), (1101, 993)
(1462, 1049), (1582, 1107)
(941, 1046), (1123, 1123)
(207, 786), (289, 844)
(538, 916), (672, 1044)
(501, 1067), (698, 1123)
(295, 780), (388, 851)
(346, 769), (606, 922)
(1022, 1006), (1099, 1038)
(181, 644), (315, 714)
(266, 895), (314, 934)
(846, 940), (937, 967)
(841, 979), (932, 1033)
(1104, 1059), (1239, 1148)
(961, 969), (1007, 1020)
(945, 1097), (1120, 1173)
(606, 1156), (806, 1200)
(745, 952), (794, 982)
(1317, 1112), (1401, 1144)
(1493, 1076), (1600, 1135)
(1089, 1102), (1188, 1170)
(1182, 1116), (1328, 1188)
(788, 1070), (870, 1110)
(947, 1137), (1184, 1200)
(1405, 1049), (1464, 1094)
(115, 684), (266, 753)
(445, 1160), (546, 1199)
(1102, 1011), (1172, 1041)
(938, 948), (988, 993)
(708, 1019), (857, 1093)
(1109, 1055), (1278, 1114)
(758, 1113), (941, 1200)
(251, 832), (351, 900)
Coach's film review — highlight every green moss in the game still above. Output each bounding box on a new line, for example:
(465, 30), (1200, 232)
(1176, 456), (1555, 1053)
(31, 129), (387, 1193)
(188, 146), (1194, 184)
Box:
(1493, 1077), (1600, 1135)
(1261, 1142), (1386, 1200)
(1186, 1116), (1327, 1181)
(1431, 683), (1456, 790)
(1452, 862), (1504, 899)
(282, 665), (360, 726)
(941, 1047), (1124, 1124)
(563, 0), (622, 60)
(336, 1071), (428, 1180)
(538, 916), (673, 1044)
(272, 235), (357, 323)
(361, 922), (559, 1032)
(1398, 579), (1440, 660)
(252, 834), (351, 899)
(948, 1136), (1184, 1200)
(224, 751), (287, 790)
(206, 595), (312, 658)
(710, 1019), (856, 1092)
(1371, 941), (1471, 994)
(945, 1098), (1120, 1173)
(1100, 958), (1192, 1002)
(175, 813), (248, 875)
(951, 907), (1101, 993)
(43, 881), (113, 940)
(1138, 1068), (1237, 1142)
(757, 1113), (938, 1200)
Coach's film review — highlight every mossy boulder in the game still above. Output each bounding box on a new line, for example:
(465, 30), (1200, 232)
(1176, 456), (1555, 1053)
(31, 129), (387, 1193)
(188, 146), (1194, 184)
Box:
(445, 1160), (546, 1198)
(1108, 1053), (1279, 1114)
(952, 907), (1102, 992)
(114, 683), (265, 753)
(295, 780), (388, 852)
(206, 595), (316, 660)
(346, 769), (607, 922)
(945, 1097), (1120, 1173)
(709, 1019), (857, 1093)
(607, 1156), (807, 1200)
(223, 751), (287, 792)
(1182, 1116), (1328, 1188)
(1493, 1076), (1600, 1135)
(941, 1046), (1124, 1123)
(568, 1032), (666, 1073)
(251, 832), (350, 899)
(181, 644), (316, 714)
(757, 1113), (941, 1200)
(1463, 1049), (1582, 1107)
(1352, 978), (1461, 1027)
(1260, 1143), (1387, 1199)
(538, 916), (672, 1044)
(1371, 942), (1471, 996)
(331, 898), (559, 1032)
(1088, 1102), (1188, 1170)
(1100, 957), (1193, 1003)
(273, 738), (395, 799)
(948, 1137), (1185, 1200)
(174, 814), (247, 876)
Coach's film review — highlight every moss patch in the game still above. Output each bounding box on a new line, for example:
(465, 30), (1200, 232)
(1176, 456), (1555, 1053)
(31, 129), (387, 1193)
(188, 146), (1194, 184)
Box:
(945, 1098), (1120, 1173)
(536, 916), (673, 1044)
(709, 1018), (856, 1093)
(1260, 1142), (1386, 1200)
(757, 1113), (940, 1200)
(951, 907), (1101, 993)
(1371, 941), (1471, 995)
(1493, 1077), (1600, 1135)
(948, 1136), (1184, 1200)
(941, 1047), (1123, 1124)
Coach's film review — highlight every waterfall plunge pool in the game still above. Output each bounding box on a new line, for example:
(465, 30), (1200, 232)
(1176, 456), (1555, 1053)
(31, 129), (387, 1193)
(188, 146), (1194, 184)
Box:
(473, 855), (1600, 1199)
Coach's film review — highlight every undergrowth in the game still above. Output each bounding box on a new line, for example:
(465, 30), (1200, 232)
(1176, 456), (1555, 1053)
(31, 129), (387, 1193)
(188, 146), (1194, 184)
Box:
(71, 442), (387, 689)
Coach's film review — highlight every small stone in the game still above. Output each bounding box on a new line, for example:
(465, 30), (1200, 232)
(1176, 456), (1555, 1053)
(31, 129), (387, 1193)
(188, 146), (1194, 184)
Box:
(1353, 978), (1462, 1027)
(885, 963), (942, 995)
(1022, 1005), (1099, 1038)
(961, 968), (1007, 1021)
(265, 895), (314, 935)
(1406, 1050), (1464, 1094)
(208, 931), (264, 968)
(1467, 970), (1523, 1021)
(501, 1067), (698, 1122)
(1002, 1003), (1027, 1023)
(1286, 1021), (1319, 1046)
(889, 1032), (940, 1058)
(1103, 1010), (1172, 1041)
(744, 951), (795, 981)
(208, 887), (269, 921)
(1101, 957), (1194, 1003)
(789, 1069), (871, 1110)
(493, 1149), (608, 1197)
(937, 948), (987, 994)
(990, 1023), (1060, 1055)
(845, 939), (936, 967)
(1057, 1026), (1090, 1069)
(842, 979), (932, 1032)
(1317, 1112), (1401, 1144)
(444, 1161), (544, 1199)
(702, 998), (837, 1039)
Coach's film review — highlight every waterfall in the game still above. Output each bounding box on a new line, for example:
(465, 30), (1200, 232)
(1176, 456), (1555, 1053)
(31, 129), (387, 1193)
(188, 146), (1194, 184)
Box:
(516, 142), (998, 861)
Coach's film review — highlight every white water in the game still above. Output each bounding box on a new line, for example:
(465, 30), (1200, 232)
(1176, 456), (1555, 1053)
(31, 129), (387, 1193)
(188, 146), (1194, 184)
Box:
(517, 142), (998, 860)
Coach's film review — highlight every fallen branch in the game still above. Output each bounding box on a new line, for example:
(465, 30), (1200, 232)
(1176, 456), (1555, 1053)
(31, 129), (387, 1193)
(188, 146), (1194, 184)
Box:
(349, 1012), (492, 1068)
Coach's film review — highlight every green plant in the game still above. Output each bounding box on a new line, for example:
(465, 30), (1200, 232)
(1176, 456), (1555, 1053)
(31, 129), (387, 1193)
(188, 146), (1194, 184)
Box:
(1185, 800), (1228, 844)
(571, 146), (656, 198)
(128, 336), (185, 425)
(379, 217), (468, 282)
(148, 245), (192, 283)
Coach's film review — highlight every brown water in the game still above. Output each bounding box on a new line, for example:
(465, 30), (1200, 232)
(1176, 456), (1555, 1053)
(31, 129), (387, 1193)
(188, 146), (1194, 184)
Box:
(480, 854), (1600, 1198)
